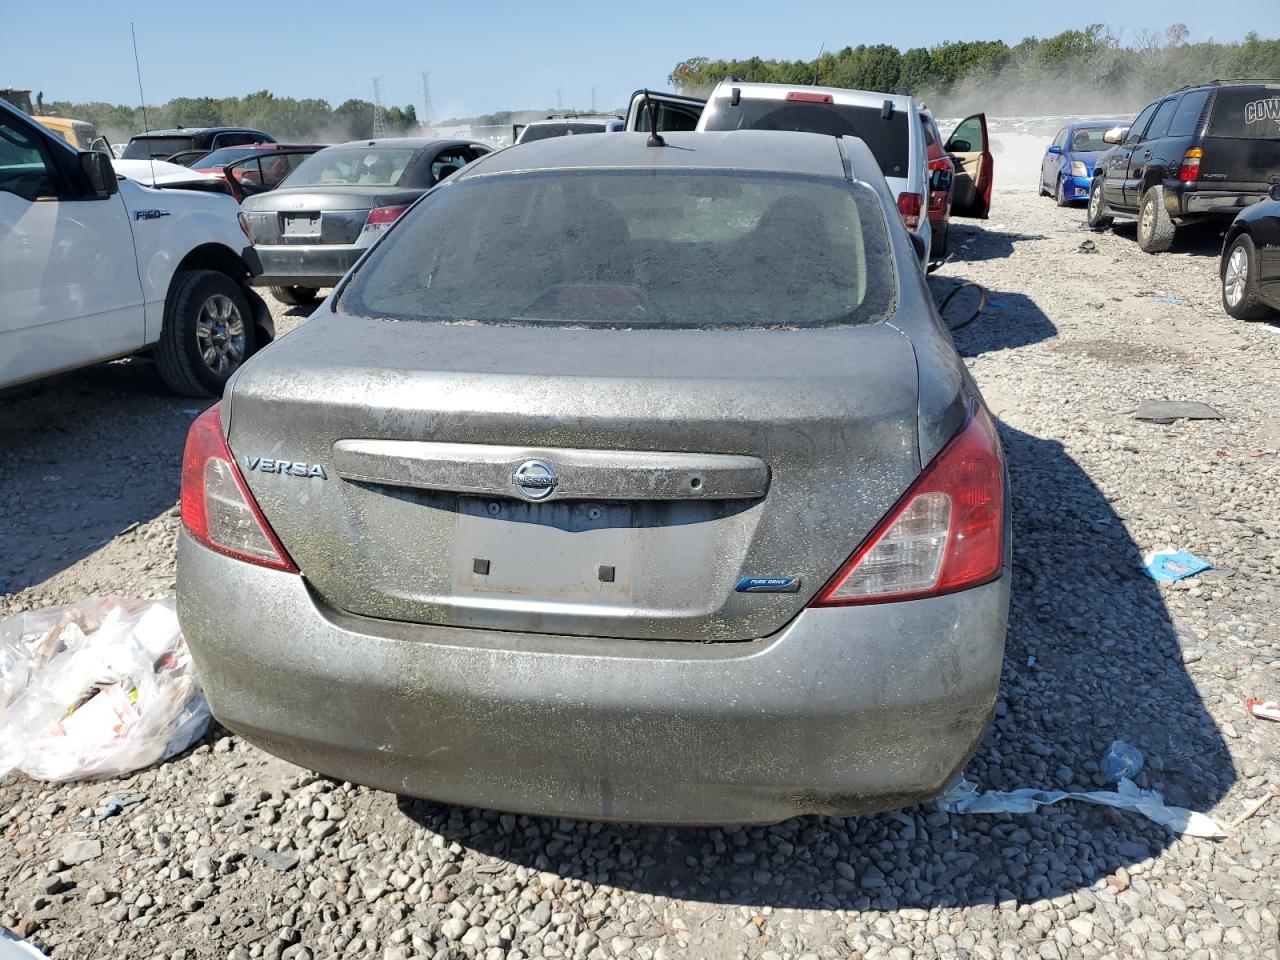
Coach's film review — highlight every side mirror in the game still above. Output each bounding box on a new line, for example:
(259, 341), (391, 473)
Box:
(79, 150), (118, 199)
(908, 230), (927, 263)
(1103, 126), (1127, 144)
(948, 138), (971, 154)
(1270, 183), (1280, 202)
(929, 168), (953, 193)
(1047, 145), (1062, 155)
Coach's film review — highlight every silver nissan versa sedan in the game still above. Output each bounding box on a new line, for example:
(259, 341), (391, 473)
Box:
(177, 130), (1010, 825)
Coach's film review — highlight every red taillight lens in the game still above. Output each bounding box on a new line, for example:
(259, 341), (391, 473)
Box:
(897, 192), (923, 230)
(811, 406), (1005, 606)
(365, 204), (409, 226)
(180, 405), (298, 572)
(786, 91), (834, 103)
(1179, 147), (1202, 183)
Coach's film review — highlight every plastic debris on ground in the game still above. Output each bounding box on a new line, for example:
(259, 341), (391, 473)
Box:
(0, 927), (50, 960)
(1247, 699), (1280, 722)
(1133, 400), (1225, 423)
(1143, 550), (1212, 583)
(1102, 740), (1144, 781)
(938, 743), (1227, 839)
(1077, 239), (1097, 254)
(1154, 295), (1188, 305)
(0, 598), (210, 782)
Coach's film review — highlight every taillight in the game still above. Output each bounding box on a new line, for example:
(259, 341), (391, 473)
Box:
(365, 204), (409, 227)
(1179, 147), (1202, 183)
(897, 192), (923, 230)
(811, 406), (1004, 606)
(180, 405), (298, 572)
(786, 91), (834, 103)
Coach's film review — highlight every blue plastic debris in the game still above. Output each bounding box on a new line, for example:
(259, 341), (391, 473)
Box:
(1102, 740), (1144, 781)
(1155, 295), (1188, 305)
(1143, 550), (1211, 582)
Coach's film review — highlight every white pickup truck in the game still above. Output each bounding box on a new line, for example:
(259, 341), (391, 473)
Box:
(0, 100), (273, 396)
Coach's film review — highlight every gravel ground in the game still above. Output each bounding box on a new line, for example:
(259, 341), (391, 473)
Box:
(2, 174), (1279, 960)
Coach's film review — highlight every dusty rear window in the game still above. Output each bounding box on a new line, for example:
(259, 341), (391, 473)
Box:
(122, 137), (195, 159)
(337, 169), (897, 329)
(1209, 86), (1280, 139)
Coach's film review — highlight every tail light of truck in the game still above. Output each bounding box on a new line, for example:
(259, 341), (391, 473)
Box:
(1179, 147), (1202, 183)
(181, 406), (298, 572)
(811, 406), (1004, 605)
(897, 192), (923, 230)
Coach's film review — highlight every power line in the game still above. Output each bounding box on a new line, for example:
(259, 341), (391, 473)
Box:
(371, 77), (384, 140)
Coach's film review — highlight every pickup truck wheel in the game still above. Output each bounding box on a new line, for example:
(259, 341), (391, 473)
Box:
(1222, 234), (1274, 320)
(269, 285), (319, 306)
(1137, 187), (1176, 253)
(156, 270), (255, 397)
(1086, 179), (1112, 231)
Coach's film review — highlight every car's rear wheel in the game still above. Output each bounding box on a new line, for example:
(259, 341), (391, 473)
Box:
(1137, 186), (1176, 253)
(1038, 176), (1050, 198)
(1086, 178), (1112, 231)
(1222, 234), (1273, 320)
(156, 270), (255, 397)
(269, 285), (320, 306)
(1055, 176), (1069, 207)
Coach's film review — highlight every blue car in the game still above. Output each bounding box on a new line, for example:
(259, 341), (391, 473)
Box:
(1039, 120), (1129, 206)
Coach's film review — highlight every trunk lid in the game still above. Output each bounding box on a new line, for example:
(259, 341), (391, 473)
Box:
(227, 312), (922, 642)
(244, 187), (425, 246)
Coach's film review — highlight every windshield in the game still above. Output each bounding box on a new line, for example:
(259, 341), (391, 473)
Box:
(194, 146), (265, 168)
(283, 146), (420, 187)
(700, 98), (911, 177)
(519, 122), (608, 143)
(1068, 127), (1112, 152)
(122, 136), (197, 159)
(339, 170), (896, 329)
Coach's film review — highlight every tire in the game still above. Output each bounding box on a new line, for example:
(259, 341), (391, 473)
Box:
(1221, 233), (1274, 320)
(1137, 186), (1176, 253)
(930, 221), (949, 261)
(1086, 178), (1113, 231)
(269, 285), (319, 306)
(1038, 177), (1050, 198)
(156, 270), (255, 397)
(1055, 176), (1070, 207)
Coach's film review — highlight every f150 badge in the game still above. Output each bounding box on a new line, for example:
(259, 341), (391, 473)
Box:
(244, 456), (327, 479)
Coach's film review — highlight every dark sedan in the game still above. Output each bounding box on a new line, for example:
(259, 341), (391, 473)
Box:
(241, 138), (491, 306)
(1221, 183), (1280, 320)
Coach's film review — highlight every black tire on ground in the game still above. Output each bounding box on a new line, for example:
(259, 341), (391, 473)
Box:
(156, 270), (256, 397)
(1055, 176), (1070, 207)
(1221, 233), (1274, 321)
(1038, 177), (1050, 198)
(1086, 178), (1113, 231)
(930, 222), (949, 262)
(1137, 186), (1176, 253)
(269, 285), (320, 306)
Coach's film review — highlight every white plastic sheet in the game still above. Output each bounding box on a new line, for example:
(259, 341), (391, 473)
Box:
(0, 598), (210, 781)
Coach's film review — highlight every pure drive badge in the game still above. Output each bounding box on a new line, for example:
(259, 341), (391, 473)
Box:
(736, 577), (801, 593)
(244, 456), (327, 479)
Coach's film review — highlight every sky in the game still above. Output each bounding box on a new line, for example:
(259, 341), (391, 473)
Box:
(6, 2), (1265, 119)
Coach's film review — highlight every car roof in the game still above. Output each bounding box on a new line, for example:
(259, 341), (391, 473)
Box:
(708, 80), (916, 112)
(131, 127), (266, 138)
(326, 137), (479, 151)
(463, 130), (852, 180)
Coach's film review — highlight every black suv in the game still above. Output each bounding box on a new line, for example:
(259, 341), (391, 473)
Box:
(121, 127), (276, 161)
(1087, 80), (1280, 252)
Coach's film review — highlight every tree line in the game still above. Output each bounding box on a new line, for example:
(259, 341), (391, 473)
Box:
(38, 90), (419, 143)
(668, 26), (1280, 115)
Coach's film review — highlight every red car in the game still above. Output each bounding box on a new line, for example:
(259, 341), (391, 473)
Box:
(191, 143), (325, 202)
(920, 109), (956, 260)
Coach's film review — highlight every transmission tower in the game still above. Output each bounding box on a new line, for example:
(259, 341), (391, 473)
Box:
(591, 87), (597, 113)
(420, 71), (434, 129)
(371, 76), (387, 139)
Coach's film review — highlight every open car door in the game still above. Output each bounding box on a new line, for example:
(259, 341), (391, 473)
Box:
(223, 149), (319, 202)
(624, 90), (706, 133)
(945, 113), (993, 219)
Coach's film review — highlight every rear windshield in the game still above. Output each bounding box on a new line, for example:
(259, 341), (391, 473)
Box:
(338, 170), (896, 329)
(701, 98), (911, 177)
(520, 122), (608, 143)
(1068, 127), (1112, 152)
(284, 146), (420, 187)
(122, 137), (195, 159)
(1209, 86), (1280, 139)
(194, 146), (264, 168)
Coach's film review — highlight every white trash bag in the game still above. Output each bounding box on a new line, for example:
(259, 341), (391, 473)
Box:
(0, 598), (211, 781)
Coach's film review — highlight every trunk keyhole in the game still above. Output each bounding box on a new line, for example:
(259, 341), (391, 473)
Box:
(689, 476), (703, 490)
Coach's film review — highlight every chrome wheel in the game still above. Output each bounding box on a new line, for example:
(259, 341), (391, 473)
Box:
(195, 293), (246, 375)
(1089, 185), (1102, 217)
(1139, 199), (1154, 240)
(1224, 246), (1248, 307)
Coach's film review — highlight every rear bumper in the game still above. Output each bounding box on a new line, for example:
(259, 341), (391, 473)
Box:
(249, 244), (363, 289)
(1172, 187), (1268, 216)
(178, 533), (1009, 824)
